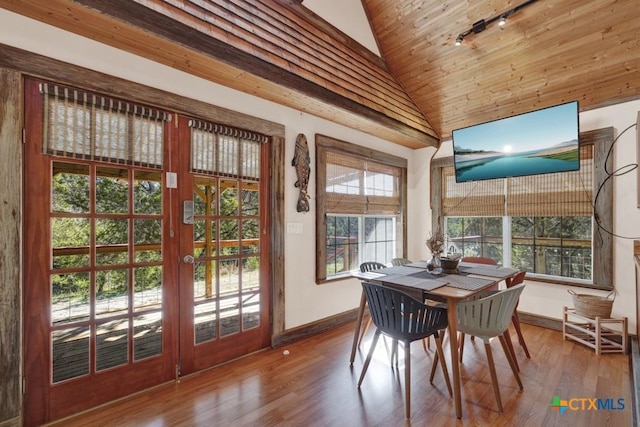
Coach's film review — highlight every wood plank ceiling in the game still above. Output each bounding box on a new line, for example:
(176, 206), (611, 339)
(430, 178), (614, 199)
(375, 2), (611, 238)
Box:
(363, 0), (640, 139)
(1, 0), (639, 148)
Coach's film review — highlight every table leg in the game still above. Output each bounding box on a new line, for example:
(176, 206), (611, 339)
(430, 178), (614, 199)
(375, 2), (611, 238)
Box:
(446, 298), (463, 419)
(350, 290), (367, 365)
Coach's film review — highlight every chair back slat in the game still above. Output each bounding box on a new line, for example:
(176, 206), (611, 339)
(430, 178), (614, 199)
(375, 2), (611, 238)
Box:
(391, 257), (412, 266)
(360, 262), (386, 272)
(457, 284), (525, 339)
(506, 270), (526, 287)
(362, 282), (448, 341)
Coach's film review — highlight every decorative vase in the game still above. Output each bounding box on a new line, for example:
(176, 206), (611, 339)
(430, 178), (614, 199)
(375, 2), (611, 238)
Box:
(426, 253), (443, 275)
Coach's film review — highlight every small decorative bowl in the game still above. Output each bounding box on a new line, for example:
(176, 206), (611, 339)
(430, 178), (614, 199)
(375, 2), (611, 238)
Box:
(440, 257), (460, 273)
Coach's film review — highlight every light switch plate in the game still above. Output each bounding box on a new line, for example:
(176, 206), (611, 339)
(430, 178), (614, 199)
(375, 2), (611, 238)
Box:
(166, 172), (177, 188)
(287, 223), (303, 234)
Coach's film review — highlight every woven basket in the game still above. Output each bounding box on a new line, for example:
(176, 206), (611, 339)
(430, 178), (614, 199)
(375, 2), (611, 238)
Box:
(568, 290), (614, 319)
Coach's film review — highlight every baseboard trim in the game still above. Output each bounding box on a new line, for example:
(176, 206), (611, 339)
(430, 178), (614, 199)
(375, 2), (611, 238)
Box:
(518, 311), (563, 331)
(272, 310), (566, 349)
(0, 416), (21, 427)
(631, 337), (640, 426)
(271, 308), (360, 348)
(271, 309), (632, 349)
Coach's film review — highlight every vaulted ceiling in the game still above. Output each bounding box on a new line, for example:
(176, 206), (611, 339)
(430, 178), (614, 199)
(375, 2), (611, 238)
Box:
(363, 0), (640, 141)
(1, 0), (638, 149)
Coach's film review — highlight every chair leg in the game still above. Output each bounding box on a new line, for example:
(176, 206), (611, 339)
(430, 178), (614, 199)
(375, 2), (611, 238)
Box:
(422, 336), (430, 351)
(458, 332), (466, 363)
(483, 341), (503, 413)
(440, 327), (449, 346)
(512, 313), (531, 358)
(429, 350), (438, 383)
(429, 326), (449, 382)
(404, 341), (411, 419)
(358, 330), (381, 387)
(503, 329), (519, 372)
(498, 334), (523, 390)
(433, 334), (453, 397)
(358, 316), (372, 347)
(392, 339), (399, 367)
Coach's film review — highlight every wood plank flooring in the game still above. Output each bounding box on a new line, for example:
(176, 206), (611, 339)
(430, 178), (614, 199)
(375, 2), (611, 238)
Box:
(47, 321), (633, 426)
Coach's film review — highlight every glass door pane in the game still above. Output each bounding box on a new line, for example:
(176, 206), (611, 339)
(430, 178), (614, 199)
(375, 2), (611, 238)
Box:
(179, 170), (269, 374)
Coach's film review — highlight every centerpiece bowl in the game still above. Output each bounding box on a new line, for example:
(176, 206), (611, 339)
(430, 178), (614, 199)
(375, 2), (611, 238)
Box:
(440, 256), (460, 273)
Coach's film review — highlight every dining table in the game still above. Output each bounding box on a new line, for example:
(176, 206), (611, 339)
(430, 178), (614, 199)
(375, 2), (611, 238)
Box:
(351, 260), (521, 419)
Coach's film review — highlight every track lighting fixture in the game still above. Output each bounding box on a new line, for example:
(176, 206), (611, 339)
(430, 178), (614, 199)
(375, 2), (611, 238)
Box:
(454, 0), (539, 45)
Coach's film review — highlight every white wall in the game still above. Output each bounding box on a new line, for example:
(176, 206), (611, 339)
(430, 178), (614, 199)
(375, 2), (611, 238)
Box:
(2, 8), (637, 332)
(436, 100), (640, 332)
(303, 0), (380, 56)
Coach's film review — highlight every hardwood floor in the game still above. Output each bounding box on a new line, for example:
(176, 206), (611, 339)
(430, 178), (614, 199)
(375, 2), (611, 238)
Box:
(47, 321), (633, 427)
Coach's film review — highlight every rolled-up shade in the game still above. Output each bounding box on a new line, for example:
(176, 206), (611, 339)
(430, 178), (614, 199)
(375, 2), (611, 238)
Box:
(442, 144), (593, 217)
(326, 151), (401, 215)
(189, 119), (266, 180)
(41, 82), (169, 169)
(442, 167), (505, 216)
(506, 144), (593, 216)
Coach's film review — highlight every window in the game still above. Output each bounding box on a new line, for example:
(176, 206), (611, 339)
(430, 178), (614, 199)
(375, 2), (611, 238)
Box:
(316, 134), (407, 282)
(446, 216), (592, 281)
(433, 129), (614, 289)
(446, 217), (504, 262)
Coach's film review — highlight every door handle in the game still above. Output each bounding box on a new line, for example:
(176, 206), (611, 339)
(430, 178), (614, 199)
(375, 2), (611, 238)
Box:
(183, 255), (195, 264)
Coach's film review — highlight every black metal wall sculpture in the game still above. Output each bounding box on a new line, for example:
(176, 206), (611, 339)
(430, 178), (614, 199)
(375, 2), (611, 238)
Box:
(292, 133), (311, 212)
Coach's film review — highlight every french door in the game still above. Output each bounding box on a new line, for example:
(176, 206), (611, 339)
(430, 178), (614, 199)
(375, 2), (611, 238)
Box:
(175, 118), (271, 374)
(22, 78), (271, 425)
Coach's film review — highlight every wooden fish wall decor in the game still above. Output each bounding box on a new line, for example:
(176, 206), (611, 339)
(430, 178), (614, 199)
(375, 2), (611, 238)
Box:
(292, 133), (311, 212)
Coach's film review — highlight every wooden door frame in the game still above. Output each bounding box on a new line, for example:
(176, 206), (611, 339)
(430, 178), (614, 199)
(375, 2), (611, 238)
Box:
(0, 68), (21, 426)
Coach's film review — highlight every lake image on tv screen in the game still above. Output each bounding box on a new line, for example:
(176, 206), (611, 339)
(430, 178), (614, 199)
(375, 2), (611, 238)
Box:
(452, 102), (579, 182)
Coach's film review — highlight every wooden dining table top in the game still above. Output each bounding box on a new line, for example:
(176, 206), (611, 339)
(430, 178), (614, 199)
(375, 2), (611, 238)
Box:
(353, 260), (520, 299)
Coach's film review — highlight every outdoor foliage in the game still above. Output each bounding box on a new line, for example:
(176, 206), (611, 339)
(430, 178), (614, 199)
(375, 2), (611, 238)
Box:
(51, 164), (163, 303)
(446, 215), (592, 279)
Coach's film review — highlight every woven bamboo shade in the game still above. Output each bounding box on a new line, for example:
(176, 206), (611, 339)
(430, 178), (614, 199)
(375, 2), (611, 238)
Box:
(507, 144), (593, 216)
(325, 151), (400, 215)
(442, 144), (593, 217)
(41, 82), (169, 169)
(189, 119), (265, 180)
(442, 166), (505, 216)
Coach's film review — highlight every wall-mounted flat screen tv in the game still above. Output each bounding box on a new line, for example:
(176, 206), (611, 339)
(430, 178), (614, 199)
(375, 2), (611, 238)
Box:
(452, 101), (580, 183)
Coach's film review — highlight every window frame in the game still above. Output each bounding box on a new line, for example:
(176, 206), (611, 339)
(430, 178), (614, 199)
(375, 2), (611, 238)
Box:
(315, 134), (407, 283)
(431, 128), (614, 290)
